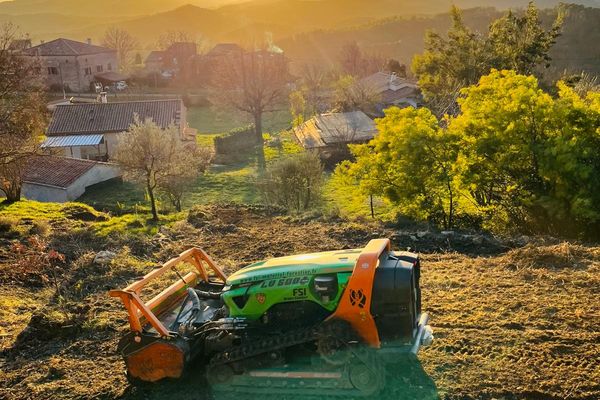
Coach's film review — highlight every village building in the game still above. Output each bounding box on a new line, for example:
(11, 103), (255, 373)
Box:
(43, 99), (196, 161)
(21, 38), (121, 93)
(359, 71), (421, 115)
(145, 42), (197, 79)
(294, 111), (377, 150)
(22, 155), (121, 203)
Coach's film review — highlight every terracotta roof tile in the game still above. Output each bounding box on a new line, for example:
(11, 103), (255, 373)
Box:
(23, 156), (97, 188)
(22, 38), (115, 56)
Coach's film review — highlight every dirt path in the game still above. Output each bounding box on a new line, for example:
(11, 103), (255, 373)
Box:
(1, 205), (599, 399)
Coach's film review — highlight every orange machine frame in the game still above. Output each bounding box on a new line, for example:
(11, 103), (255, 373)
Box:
(327, 238), (391, 348)
(109, 247), (227, 337)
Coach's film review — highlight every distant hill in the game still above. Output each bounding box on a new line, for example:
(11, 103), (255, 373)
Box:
(279, 4), (600, 76)
(0, 0), (245, 16)
(1, 0), (598, 76)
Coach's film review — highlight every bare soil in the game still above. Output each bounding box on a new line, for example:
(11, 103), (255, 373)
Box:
(1, 204), (598, 399)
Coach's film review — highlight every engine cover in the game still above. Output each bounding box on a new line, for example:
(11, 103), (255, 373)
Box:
(370, 252), (421, 343)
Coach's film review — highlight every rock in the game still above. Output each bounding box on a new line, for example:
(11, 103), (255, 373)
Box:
(93, 250), (116, 265)
(441, 230), (455, 236)
(410, 235), (419, 241)
(472, 235), (485, 245)
(416, 231), (428, 238)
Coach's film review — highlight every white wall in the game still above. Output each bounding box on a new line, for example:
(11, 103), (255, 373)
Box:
(22, 162), (121, 203)
(22, 183), (69, 202)
(65, 162), (121, 200)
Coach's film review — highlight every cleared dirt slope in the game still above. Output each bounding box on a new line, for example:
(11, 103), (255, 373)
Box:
(0, 205), (598, 399)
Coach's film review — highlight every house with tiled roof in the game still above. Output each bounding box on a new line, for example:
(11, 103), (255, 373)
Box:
(21, 38), (119, 92)
(21, 155), (121, 202)
(359, 71), (422, 115)
(43, 99), (196, 160)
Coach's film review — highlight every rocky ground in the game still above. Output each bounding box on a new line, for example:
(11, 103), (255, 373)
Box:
(0, 204), (599, 399)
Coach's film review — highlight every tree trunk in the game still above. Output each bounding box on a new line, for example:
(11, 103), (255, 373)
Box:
(1, 180), (22, 203)
(147, 184), (159, 221)
(254, 113), (266, 171)
(370, 194), (375, 218)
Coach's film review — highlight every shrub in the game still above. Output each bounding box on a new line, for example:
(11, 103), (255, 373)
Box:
(29, 219), (51, 236)
(0, 216), (18, 233)
(259, 152), (324, 213)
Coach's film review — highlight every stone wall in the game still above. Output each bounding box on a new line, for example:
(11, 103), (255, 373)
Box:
(35, 51), (118, 93)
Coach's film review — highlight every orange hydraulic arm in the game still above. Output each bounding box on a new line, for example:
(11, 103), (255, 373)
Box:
(327, 238), (391, 348)
(109, 247), (227, 337)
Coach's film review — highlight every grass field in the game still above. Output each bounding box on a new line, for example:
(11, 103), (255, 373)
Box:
(79, 163), (261, 215)
(187, 106), (292, 135)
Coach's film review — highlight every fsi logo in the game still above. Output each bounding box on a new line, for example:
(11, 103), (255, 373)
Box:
(349, 289), (367, 308)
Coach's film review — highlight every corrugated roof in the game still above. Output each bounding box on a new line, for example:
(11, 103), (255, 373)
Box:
(47, 99), (183, 136)
(23, 156), (98, 188)
(42, 134), (104, 148)
(22, 38), (115, 56)
(294, 111), (377, 149)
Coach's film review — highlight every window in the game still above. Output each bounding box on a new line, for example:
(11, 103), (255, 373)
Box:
(96, 65), (103, 73)
(107, 63), (112, 71)
(47, 66), (58, 75)
(84, 67), (92, 76)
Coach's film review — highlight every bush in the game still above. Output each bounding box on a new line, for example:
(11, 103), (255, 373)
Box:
(0, 216), (18, 233)
(259, 152), (324, 213)
(29, 220), (51, 236)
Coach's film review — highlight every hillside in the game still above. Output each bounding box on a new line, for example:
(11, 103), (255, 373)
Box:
(0, 202), (598, 399)
(3, 0), (600, 45)
(280, 4), (600, 75)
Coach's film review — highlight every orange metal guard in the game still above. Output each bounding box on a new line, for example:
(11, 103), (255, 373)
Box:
(109, 247), (227, 337)
(327, 238), (391, 347)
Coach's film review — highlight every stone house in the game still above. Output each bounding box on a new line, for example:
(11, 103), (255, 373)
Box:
(43, 99), (196, 161)
(359, 71), (422, 116)
(144, 42), (197, 79)
(294, 111), (377, 150)
(21, 38), (119, 92)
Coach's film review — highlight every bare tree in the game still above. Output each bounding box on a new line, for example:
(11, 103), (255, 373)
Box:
(113, 118), (202, 220)
(102, 27), (138, 70)
(0, 23), (47, 202)
(157, 30), (208, 52)
(332, 75), (381, 114)
(211, 48), (290, 170)
(338, 42), (385, 78)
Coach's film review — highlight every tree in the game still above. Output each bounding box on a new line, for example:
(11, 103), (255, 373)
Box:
(450, 69), (600, 236)
(102, 27), (138, 70)
(211, 48), (290, 171)
(157, 30), (206, 52)
(386, 59), (407, 78)
(450, 70), (555, 231)
(0, 23), (47, 202)
(338, 41), (385, 78)
(487, 3), (563, 75)
(336, 107), (462, 229)
(113, 118), (205, 220)
(160, 146), (212, 211)
(259, 152), (324, 212)
(332, 75), (380, 114)
(412, 6), (489, 115)
(289, 63), (329, 125)
(412, 3), (563, 116)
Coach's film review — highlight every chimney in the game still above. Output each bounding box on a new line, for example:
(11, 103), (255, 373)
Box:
(86, 38), (92, 45)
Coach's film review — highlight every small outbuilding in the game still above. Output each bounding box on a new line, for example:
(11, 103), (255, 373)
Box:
(22, 155), (121, 203)
(294, 111), (377, 150)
